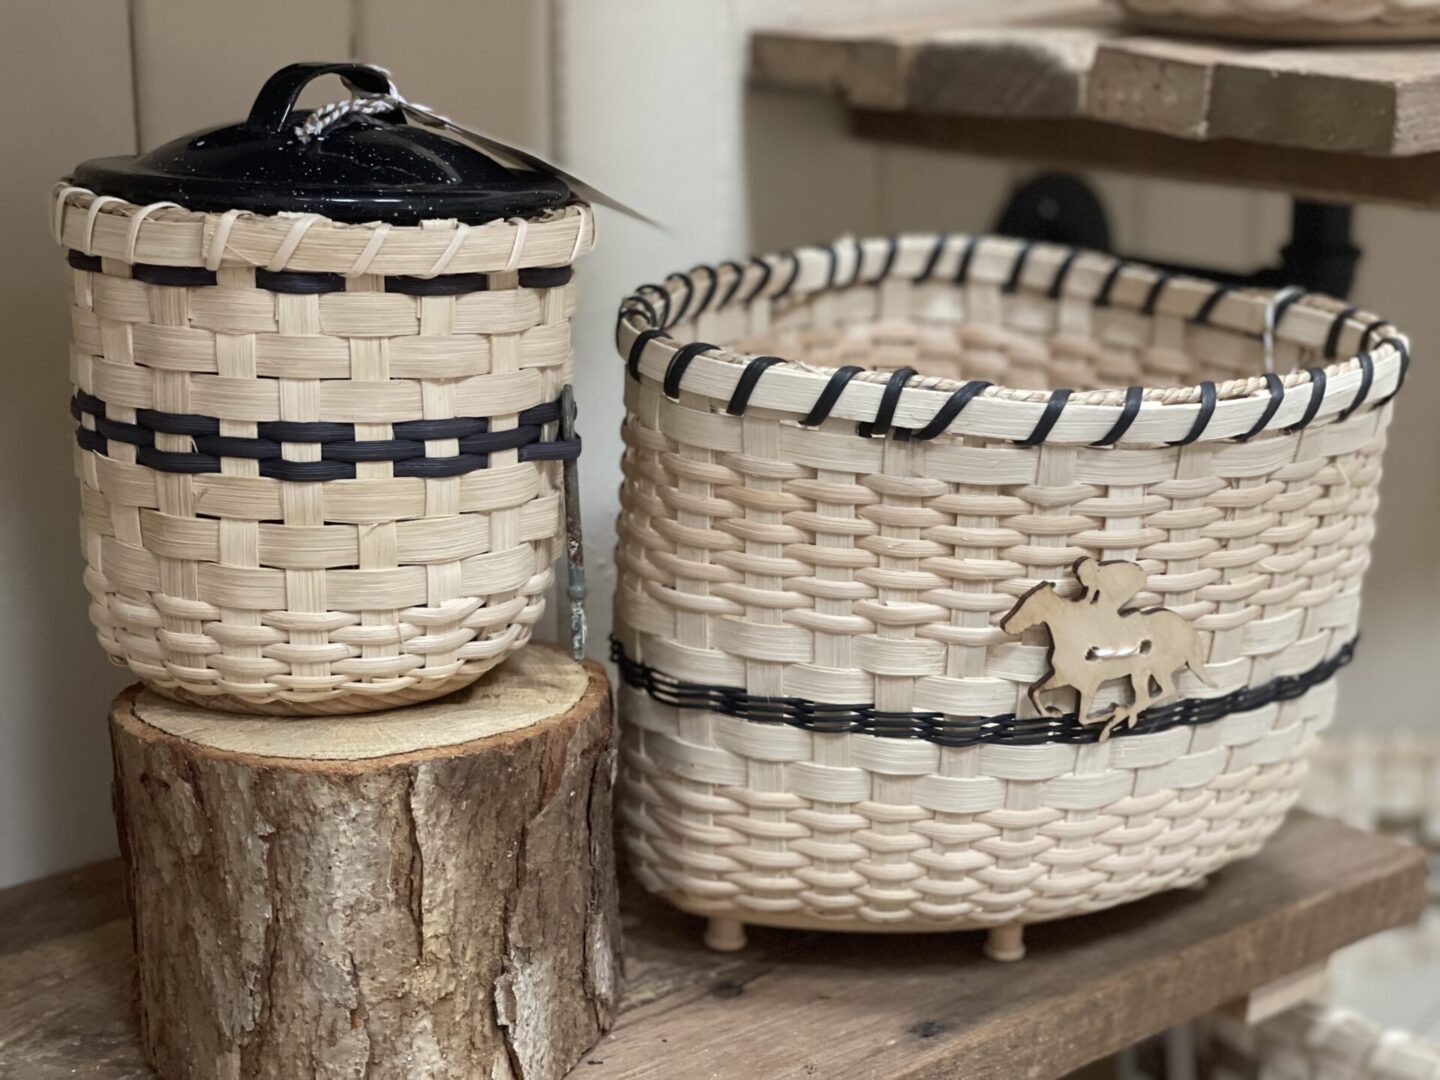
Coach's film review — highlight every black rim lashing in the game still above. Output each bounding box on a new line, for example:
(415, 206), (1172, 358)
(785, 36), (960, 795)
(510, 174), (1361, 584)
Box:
(717, 261), (747, 309)
(691, 265), (720, 318)
(626, 327), (667, 381)
(954, 235), (981, 284)
(1337, 352), (1375, 423)
(875, 235), (900, 284)
(1047, 249), (1082, 300)
(801, 365), (864, 427)
(72, 392), (579, 481)
(915, 235), (948, 284)
(775, 252), (803, 300)
(726, 356), (784, 416)
(1375, 336), (1409, 406)
(1240, 373), (1286, 442)
(857, 367), (916, 438)
(1141, 271), (1178, 317)
(1016, 388), (1073, 447)
(1286, 367), (1328, 433)
(663, 342), (718, 399)
(1091, 385), (1144, 447)
(904, 379), (992, 441)
(742, 256), (774, 303)
(1324, 305), (1362, 360)
(1190, 283), (1235, 325)
(667, 272), (695, 328)
(1093, 259), (1132, 307)
(1003, 241), (1036, 294)
(615, 237), (1407, 445)
(1169, 380), (1217, 446)
(611, 636), (1357, 749)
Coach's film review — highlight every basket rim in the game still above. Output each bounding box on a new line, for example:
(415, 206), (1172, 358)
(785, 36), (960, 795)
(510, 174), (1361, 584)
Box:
(51, 183), (595, 276)
(615, 232), (1410, 447)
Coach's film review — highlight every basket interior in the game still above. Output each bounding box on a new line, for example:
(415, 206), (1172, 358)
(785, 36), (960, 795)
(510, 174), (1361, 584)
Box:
(701, 276), (1316, 395)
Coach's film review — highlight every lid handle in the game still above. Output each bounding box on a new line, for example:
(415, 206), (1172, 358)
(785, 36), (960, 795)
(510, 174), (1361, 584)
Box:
(245, 62), (398, 136)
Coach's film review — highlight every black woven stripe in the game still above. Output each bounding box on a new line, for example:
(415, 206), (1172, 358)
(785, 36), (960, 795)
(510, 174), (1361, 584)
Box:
(72, 393), (579, 477)
(519, 266), (573, 288)
(386, 272), (491, 296)
(132, 263), (217, 287)
(67, 250), (103, 272)
(257, 269), (345, 294)
(611, 637), (1356, 749)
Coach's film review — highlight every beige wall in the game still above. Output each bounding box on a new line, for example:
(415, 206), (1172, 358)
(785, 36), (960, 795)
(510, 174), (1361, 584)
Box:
(2, 0), (1435, 889)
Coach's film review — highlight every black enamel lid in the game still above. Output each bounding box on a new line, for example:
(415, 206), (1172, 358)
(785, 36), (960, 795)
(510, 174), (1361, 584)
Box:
(71, 62), (571, 225)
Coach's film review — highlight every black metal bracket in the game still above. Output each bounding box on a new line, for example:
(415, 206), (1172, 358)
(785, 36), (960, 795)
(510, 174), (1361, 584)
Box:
(996, 172), (1360, 299)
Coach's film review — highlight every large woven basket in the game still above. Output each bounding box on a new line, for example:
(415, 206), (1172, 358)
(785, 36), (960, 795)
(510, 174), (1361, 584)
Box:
(1116, 0), (1440, 41)
(612, 232), (1408, 936)
(55, 186), (593, 713)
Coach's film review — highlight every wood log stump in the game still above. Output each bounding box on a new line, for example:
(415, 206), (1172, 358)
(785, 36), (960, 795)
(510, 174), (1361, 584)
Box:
(108, 647), (620, 1080)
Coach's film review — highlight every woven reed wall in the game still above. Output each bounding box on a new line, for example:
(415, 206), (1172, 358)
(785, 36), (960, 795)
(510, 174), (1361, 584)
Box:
(4, 0), (1438, 890)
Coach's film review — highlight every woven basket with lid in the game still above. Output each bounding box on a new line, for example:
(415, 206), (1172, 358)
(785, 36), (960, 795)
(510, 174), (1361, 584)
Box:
(612, 233), (1408, 936)
(55, 63), (594, 714)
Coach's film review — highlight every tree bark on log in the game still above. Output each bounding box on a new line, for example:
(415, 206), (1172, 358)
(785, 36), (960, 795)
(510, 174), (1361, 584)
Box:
(109, 650), (619, 1080)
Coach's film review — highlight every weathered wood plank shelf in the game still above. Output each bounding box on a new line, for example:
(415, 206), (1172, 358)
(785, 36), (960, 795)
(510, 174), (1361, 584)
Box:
(0, 813), (1425, 1079)
(752, 0), (1440, 207)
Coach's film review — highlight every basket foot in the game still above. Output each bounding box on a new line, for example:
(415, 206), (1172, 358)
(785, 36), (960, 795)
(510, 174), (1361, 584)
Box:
(704, 916), (748, 953)
(984, 923), (1026, 962)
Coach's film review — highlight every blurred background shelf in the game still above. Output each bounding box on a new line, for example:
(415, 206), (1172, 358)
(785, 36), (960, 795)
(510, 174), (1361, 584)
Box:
(752, 0), (1440, 208)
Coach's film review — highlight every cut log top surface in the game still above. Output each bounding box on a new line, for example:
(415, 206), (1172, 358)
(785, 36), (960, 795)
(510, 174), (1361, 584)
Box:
(751, 0), (1440, 207)
(0, 813), (1425, 1080)
(127, 646), (590, 762)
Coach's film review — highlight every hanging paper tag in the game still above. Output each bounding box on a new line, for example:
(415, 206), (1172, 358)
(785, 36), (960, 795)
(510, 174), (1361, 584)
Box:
(397, 100), (660, 228)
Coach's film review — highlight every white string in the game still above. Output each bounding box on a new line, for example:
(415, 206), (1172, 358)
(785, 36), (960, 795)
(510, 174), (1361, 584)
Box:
(294, 92), (400, 143)
(504, 217), (529, 272)
(124, 201), (180, 264)
(51, 184), (88, 245)
(423, 223), (469, 278)
(1263, 285), (1306, 375)
(348, 222), (391, 277)
(568, 204), (592, 264)
(266, 213), (322, 272)
(205, 208), (253, 271)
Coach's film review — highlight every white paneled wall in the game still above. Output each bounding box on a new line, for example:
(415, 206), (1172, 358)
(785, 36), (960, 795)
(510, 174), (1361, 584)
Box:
(1, 0), (1435, 889)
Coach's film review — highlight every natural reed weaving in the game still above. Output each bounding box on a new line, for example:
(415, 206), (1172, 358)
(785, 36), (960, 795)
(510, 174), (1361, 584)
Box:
(55, 186), (593, 714)
(612, 233), (1408, 931)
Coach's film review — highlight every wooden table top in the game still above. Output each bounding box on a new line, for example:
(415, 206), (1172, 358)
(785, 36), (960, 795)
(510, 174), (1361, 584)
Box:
(0, 812), (1426, 1080)
(751, 0), (1440, 207)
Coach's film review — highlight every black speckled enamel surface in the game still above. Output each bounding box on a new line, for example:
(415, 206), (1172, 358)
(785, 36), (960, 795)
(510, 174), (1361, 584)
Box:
(73, 111), (571, 224)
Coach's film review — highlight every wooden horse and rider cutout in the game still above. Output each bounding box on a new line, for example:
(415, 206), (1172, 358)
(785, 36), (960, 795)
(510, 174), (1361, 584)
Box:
(1001, 557), (1212, 739)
